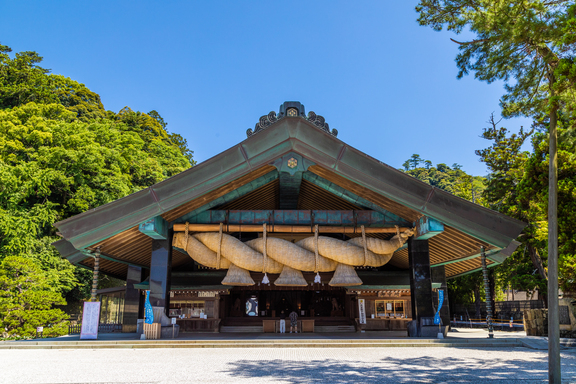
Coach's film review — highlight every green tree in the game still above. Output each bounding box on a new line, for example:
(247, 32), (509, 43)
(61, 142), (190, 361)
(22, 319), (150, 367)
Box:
(0, 44), (106, 120)
(475, 114), (548, 298)
(400, 159), (486, 201)
(0, 44), (196, 325)
(0, 256), (69, 338)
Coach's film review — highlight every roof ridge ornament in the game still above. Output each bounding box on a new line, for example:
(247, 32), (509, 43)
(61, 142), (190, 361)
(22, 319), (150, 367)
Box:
(246, 101), (338, 138)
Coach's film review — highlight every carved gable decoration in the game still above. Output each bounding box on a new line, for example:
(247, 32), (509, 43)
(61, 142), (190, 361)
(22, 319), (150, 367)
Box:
(247, 101), (338, 138)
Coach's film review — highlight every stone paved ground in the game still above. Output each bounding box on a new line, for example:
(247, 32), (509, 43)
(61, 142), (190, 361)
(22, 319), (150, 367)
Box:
(1, 347), (575, 384)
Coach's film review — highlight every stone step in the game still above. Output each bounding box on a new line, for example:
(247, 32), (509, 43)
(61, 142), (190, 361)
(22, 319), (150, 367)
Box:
(314, 326), (356, 333)
(0, 338), (522, 349)
(220, 326), (263, 333)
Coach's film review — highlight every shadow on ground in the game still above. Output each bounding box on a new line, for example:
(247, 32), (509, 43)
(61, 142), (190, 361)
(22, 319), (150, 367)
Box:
(223, 348), (576, 383)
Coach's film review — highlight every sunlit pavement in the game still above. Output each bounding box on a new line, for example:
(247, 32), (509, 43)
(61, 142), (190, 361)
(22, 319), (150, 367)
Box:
(1, 342), (575, 383)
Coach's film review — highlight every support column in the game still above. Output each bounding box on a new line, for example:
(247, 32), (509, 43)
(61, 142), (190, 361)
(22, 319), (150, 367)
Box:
(214, 295), (221, 333)
(90, 248), (101, 301)
(150, 237), (172, 314)
(431, 265), (451, 329)
(408, 238), (434, 337)
(481, 247), (494, 338)
(122, 265), (142, 333)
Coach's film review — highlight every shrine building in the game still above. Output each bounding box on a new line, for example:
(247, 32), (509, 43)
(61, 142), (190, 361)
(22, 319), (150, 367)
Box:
(53, 101), (526, 337)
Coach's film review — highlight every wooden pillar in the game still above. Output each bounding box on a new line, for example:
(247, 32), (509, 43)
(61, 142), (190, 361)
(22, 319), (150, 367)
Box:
(214, 295), (221, 333)
(122, 265), (142, 332)
(408, 238), (434, 337)
(150, 237), (172, 314)
(90, 248), (100, 301)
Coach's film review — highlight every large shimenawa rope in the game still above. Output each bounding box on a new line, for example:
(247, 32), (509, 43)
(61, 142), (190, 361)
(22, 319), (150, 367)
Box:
(173, 226), (415, 273)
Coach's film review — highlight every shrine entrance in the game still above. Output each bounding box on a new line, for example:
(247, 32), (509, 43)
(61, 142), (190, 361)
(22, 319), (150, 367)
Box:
(220, 284), (355, 332)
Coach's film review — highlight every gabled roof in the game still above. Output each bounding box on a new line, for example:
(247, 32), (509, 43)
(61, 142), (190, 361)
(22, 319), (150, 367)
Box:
(55, 116), (525, 248)
(53, 113), (526, 279)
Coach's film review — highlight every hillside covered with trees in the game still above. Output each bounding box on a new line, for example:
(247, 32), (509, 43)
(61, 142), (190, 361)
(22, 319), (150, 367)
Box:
(0, 44), (195, 338)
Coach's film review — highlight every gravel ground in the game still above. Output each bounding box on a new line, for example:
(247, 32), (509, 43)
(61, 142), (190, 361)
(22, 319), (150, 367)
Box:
(1, 346), (575, 384)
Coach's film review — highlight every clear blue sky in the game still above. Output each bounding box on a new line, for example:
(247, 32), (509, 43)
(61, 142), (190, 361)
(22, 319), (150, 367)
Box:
(0, 1), (532, 176)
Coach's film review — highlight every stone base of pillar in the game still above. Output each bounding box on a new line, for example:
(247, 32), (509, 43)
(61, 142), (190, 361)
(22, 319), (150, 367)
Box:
(408, 319), (449, 338)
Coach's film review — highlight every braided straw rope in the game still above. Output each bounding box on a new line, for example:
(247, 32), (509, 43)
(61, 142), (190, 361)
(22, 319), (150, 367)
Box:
(314, 224), (319, 274)
(361, 225), (368, 267)
(216, 223), (223, 269)
(262, 223), (267, 273)
(173, 227), (415, 273)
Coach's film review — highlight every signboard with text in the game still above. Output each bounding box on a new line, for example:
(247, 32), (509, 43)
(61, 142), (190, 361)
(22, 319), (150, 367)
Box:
(358, 299), (366, 324)
(80, 301), (101, 340)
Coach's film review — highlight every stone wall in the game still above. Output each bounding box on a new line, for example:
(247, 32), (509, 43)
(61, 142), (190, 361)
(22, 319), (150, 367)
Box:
(523, 309), (548, 336)
(524, 301), (576, 338)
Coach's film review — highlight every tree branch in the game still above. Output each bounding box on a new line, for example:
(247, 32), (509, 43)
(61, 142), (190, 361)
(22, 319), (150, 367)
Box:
(450, 38), (490, 45)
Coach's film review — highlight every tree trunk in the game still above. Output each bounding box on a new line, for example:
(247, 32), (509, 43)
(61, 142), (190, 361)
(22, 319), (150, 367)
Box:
(528, 245), (547, 280)
(528, 245), (548, 307)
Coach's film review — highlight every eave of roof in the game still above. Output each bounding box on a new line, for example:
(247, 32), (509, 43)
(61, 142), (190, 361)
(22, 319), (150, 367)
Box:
(54, 117), (526, 253)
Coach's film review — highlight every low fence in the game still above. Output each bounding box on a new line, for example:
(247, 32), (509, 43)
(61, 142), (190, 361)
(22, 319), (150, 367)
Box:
(68, 323), (122, 334)
(452, 300), (545, 322)
(451, 318), (524, 331)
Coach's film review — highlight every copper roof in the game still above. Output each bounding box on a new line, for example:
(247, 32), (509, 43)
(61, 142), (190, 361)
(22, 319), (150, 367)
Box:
(53, 115), (526, 280)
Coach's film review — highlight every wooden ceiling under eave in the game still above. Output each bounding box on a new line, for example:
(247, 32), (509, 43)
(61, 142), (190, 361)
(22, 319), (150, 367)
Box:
(388, 226), (493, 278)
(162, 165), (277, 222)
(79, 226), (191, 278)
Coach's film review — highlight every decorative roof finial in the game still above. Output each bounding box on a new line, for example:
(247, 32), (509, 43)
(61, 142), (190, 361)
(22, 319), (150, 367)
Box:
(247, 101), (338, 138)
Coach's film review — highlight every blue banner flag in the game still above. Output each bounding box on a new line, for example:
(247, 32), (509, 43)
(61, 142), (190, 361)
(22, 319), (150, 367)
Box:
(144, 290), (154, 324)
(434, 289), (444, 325)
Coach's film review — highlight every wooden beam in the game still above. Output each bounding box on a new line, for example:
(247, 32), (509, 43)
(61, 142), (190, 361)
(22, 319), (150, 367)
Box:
(184, 210), (409, 227)
(173, 223), (409, 234)
(415, 216), (444, 240)
(302, 172), (410, 223)
(396, 216), (444, 251)
(173, 170), (279, 224)
(139, 216), (168, 240)
(82, 248), (150, 270)
(432, 248), (501, 267)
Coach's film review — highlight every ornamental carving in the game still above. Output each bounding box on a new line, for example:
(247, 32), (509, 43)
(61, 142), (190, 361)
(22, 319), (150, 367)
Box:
(307, 111), (338, 137)
(246, 106), (338, 137)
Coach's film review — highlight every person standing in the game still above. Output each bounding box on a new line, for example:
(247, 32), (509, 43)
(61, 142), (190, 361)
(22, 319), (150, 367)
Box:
(289, 310), (298, 333)
(279, 310), (286, 333)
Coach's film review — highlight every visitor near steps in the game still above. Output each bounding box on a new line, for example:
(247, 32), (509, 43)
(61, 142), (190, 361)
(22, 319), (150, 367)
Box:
(289, 310), (298, 333)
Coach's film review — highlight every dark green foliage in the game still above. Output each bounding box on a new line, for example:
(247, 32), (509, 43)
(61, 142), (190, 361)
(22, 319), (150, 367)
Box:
(0, 45), (106, 120)
(416, 1), (576, 298)
(0, 43), (196, 334)
(0, 256), (69, 338)
(400, 156), (485, 203)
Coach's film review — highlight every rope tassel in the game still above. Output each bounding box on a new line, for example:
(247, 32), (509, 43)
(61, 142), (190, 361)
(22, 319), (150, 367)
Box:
(262, 223), (269, 284)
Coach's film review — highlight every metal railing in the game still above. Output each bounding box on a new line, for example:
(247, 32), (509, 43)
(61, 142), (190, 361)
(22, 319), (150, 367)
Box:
(68, 323), (122, 334)
(451, 318), (524, 331)
(452, 300), (545, 322)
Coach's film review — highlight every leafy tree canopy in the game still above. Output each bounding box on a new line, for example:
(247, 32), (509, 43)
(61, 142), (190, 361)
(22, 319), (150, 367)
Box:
(400, 155), (486, 203)
(416, 1), (576, 297)
(0, 43), (197, 335)
(0, 256), (69, 338)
